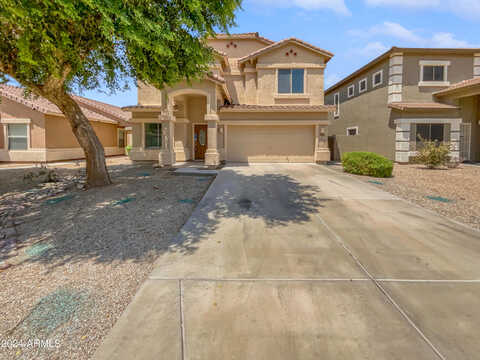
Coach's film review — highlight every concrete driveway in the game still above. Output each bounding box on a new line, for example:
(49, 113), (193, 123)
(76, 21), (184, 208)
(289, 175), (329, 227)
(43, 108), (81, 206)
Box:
(94, 164), (480, 360)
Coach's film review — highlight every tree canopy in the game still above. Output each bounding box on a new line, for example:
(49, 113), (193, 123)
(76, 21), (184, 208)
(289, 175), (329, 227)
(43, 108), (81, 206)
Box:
(0, 0), (241, 186)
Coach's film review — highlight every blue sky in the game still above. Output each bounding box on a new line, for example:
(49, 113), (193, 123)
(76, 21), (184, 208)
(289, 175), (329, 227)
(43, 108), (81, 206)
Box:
(77, 0), (480, 106)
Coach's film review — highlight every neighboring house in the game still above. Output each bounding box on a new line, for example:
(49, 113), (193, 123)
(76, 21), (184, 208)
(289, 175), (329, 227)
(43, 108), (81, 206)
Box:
(0, 85), (131, 162)
(325, 47), (480, 163)
(123, 32), (334, 165)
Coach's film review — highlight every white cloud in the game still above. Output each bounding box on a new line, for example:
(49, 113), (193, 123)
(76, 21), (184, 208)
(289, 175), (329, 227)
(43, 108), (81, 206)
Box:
(353, 41), (389, 58)
(364, 0), (480, 20)
(250, 0), (351, 15)
(431, 33), (479, 48)
(349, 22), (479, 48)
(349, 22), (422, 43)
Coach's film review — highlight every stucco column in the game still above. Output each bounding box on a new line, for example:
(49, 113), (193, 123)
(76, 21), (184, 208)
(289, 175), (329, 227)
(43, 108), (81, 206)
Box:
(314, 125), (330, 163)
(158, 110), (175, 166)
(244, 62), (257, 104)
(204, 113), (220, 167)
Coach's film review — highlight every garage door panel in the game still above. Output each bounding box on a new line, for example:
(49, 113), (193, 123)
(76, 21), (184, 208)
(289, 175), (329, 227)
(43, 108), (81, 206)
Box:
(226, 125), (315, 163)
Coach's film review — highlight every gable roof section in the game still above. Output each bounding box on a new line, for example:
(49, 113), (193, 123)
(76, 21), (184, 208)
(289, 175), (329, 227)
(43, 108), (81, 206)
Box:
(434, 77), (480, 98)
(0, 84), (130, 125)
(326, 47), (480, 94)
(212, 32), (274, 45)
(238, 38), (334, 64)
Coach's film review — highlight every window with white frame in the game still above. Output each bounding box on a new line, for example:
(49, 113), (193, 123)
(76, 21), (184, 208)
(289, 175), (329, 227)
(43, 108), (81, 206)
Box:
(372, 70), (383, 87)
(347, 85), (355, 98)
(333, 93), (340, 117)
(145, 123), (162, 148)
(347, 126), (358, 136)
(359, 78), (367, 93)
(278, 69), (305, 94)
(118, 129), (126, 148)
(7, 124), (28, 150)
(419, 61), (450, 85)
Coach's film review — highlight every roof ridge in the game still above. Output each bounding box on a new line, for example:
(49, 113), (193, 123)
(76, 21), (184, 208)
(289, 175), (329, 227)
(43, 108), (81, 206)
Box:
(238, 37), (334, 64)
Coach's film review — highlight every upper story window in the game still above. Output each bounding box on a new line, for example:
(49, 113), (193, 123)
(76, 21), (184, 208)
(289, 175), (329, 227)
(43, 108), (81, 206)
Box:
(372, 70), (383, 88)
(333, 93), (340, 118)
(347, 85), (355, 98)
(359, 78), (367, 93)
(8, 124), (29, 150)
(419, 60), (450, 86)
(278, 69), (304, 94)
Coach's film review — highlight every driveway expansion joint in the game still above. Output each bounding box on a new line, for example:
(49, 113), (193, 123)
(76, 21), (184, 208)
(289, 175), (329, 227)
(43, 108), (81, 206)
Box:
(315, 211), (447, 360)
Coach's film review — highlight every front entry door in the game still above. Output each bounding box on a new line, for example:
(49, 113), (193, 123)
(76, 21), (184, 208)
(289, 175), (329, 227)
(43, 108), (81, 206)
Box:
(194, 124), (208, 160)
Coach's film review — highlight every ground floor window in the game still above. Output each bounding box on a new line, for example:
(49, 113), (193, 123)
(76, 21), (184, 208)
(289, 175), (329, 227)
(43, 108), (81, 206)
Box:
(416, 123), (445, 143)
(118, 129), (125, 148)
(7, 124), (28, 150)
(347, 126), (358, 136)
(145, 123), (162, 148)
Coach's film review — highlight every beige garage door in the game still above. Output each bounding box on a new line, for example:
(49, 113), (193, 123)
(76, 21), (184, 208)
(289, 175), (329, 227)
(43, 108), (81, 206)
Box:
(226, 125), (315, 163)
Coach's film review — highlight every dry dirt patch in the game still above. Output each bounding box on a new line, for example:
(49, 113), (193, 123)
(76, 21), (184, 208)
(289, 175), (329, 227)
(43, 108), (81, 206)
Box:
(0, 160), (213, 359)
(329, 163), (480, 231)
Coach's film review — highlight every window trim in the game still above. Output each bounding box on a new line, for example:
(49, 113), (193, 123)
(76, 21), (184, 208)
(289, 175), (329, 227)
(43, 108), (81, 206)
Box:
(419, 60), (451, 87)
(143, 122), (162, 149)
(276, 68), (306, 95)
(2, 120), (31, 151)
(346, 126), (359, 136)
(333, 93), (340, 118)
(372, 70), (383, 88)
(359, 78), (368, 93)
(347, 85), (355, 98)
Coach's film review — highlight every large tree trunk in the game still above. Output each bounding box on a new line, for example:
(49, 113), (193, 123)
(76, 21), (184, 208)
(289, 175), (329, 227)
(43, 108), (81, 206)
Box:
(45, 90), (112, 187)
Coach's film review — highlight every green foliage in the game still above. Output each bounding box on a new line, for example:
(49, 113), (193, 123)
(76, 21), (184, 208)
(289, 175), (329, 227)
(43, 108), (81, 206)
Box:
(125, 145), (132, 154)
(0, 0), (242, 90)
(415, 140), (451, 169)
(342, 152), (393, 178)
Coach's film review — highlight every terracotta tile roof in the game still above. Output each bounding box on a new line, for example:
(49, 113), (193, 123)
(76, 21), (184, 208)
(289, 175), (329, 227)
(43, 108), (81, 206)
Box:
(0, 84), (130, 125)
(212, 32), (274, 45)
(434, 77), (480, 97)
(121, 105), (163, 111)
(238, 38), (334, 64)
(219, 104), (335, 113)
(388, 102), (459, 111)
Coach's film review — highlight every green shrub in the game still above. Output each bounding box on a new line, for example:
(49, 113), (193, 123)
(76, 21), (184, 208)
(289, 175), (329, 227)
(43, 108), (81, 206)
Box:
(342, 152), (393, 178)
(125, 145), (132, 155)
(415, 140), (451, 169)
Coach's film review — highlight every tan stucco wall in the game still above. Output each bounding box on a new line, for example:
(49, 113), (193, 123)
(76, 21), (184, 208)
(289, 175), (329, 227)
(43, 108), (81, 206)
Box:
(208, 39), (268, 59)
(0, 97), (46, 148)
(326, 59), (394, 160)
(45, 115), (118, 148)
(0, 126), (4, 149)
(254, 44), (327, 106)
(403, 54), (474, 102)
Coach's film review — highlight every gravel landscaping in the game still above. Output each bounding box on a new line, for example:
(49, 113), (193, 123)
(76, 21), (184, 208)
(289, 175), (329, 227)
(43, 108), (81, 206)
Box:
(0, 158), (213, 359)
(328, 163), (480, 231)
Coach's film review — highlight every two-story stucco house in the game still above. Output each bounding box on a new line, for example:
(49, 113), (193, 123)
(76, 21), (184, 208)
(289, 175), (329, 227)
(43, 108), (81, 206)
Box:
(123, 33), (334, 166)
(325, 47), (480, 163)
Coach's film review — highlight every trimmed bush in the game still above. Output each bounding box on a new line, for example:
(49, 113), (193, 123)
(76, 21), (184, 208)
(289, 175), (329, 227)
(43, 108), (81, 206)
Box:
(415, 140), (451, 169)
(342, 152), (393, 178)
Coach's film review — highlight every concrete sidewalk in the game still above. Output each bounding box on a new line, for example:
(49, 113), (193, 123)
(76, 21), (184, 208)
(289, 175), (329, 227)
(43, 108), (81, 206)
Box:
(94, 164), (480, 360)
